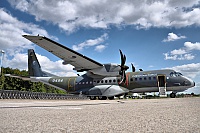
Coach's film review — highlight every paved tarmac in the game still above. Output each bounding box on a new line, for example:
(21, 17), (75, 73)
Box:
(0, 97), (200, 133)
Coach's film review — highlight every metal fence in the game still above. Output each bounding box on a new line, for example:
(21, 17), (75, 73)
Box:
(0, 90), (88, 100)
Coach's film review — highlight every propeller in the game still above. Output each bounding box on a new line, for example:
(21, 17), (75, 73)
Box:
(119, 50), (129, 84)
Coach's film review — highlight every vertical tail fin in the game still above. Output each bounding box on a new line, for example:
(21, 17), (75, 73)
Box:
(28, 49), (46, 77)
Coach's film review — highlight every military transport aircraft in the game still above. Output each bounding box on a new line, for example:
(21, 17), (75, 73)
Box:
(23, 35), (195, 100)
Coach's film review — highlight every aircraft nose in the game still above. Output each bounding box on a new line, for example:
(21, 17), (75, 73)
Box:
(193, 81), (195, 87)
(182, 76), (195, 87)
(188, 79), (195, 87)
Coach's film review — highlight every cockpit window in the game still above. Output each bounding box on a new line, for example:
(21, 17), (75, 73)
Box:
(170, 72), (183, 77)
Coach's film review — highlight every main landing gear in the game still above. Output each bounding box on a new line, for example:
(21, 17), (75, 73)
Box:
(88, 96), (115, 100)
(170, 92), (176, 98)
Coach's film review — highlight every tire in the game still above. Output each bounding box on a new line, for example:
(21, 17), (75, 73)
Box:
(108, 96), (114, 100)
(90, 96), (96, 100)
(170, 93), (176, 98)
(98, 96), (107, 100)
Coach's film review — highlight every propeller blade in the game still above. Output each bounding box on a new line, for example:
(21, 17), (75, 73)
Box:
(119, 49), (125, 66)
(123, 55), (126, 65)
(131, 63), (135, 72)
(123, 70), (126, 82)
(119, 70), (126, 84)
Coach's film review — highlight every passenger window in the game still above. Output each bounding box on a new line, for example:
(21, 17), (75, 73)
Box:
(117, 79), (121, 82)
(135, 78), (137, 81)
(144, 77), (147, 80)
(109, 80), (112, 83)
(113, 79), (116, 83)
(153, 77), (156, 80)
(105, 80), (107, 83)
(97, 80), (100, 83)
(148, 77), (151, 80)
(101, 80), (104, 83)
(130, 78), (133, 81)
(139, 78), (142, 81)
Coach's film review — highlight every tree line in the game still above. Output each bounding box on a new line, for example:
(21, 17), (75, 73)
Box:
(0, 67), (66, 94)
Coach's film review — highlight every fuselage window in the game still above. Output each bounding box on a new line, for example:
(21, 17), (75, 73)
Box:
(139, 78), (142, 81)
(117, 79), (121, 83)
(113, 79), (116, 83)
(148, 77), (151, 80)
(144, 77), (147, 80)
(153, 77), (156, 80)
(86, 82), (88, 84)
(90, 81), (92, 84)
(109, 80), (112, 83)
(82, 82), (85, 84)
(130, 78), (133, 81)
(105, 80), (108, 83)
(101, 80), (104, 83)
(135, 78), (137, 81)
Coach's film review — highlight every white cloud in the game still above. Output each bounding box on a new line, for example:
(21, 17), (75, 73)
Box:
(4, 53), (28, 70)
(163, 32), (186, 42)
(164, 53), (195, 60)
(164, 41), (200, 60)
(95, 45), (106, 52)
(184, 42), (200, 51)
(72, 33), (108, 51)
(170, 49), (187, 55)
(0, 8), (52, 56)
(7, 0), (200, 33)
(35, 54), (76, 76)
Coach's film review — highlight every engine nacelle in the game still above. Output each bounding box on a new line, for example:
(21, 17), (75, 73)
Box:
(89, 63), (121, 77)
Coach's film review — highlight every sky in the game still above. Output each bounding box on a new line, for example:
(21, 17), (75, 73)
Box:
(0, 0), (200, 94)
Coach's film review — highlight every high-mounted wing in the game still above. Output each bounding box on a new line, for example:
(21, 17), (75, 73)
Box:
(23, 35), (103, 72)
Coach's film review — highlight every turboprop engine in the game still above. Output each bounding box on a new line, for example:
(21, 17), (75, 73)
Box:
(88, 63), (121, 77)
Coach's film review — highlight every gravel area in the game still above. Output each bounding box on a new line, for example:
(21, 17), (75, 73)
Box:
(0, 98), (200, 133)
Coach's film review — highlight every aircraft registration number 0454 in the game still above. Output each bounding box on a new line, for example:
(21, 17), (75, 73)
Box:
(52, 79), (64, 82)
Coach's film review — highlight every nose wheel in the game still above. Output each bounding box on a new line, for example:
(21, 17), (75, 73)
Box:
(170, 92), (176, 98)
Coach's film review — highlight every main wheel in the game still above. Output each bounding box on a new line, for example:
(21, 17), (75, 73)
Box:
(90, 96), (96, 100)
(108, 96), (114, 100)
(170, 93), (176, 98)
(98, 96), (107, 100)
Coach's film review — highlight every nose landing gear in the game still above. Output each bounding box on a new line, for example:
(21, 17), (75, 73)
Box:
(170, 92), (176, 98)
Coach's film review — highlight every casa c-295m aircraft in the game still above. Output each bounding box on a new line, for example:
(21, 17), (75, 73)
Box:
(23, 35), (195, 100)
